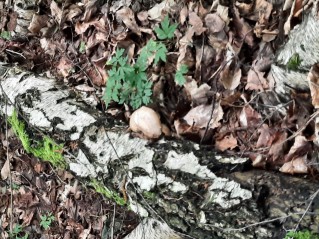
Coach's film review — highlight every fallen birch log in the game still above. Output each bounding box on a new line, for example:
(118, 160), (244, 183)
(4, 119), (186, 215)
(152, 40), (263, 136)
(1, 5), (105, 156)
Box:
(0, 64), (318, 239)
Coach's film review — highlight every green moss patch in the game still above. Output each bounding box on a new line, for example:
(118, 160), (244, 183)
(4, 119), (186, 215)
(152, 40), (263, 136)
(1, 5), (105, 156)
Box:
(90, 179), (126, 206)
(8, 110), (66, 168)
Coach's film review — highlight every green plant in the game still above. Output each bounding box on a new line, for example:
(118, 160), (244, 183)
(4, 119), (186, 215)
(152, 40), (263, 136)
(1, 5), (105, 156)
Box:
(40, 212), (55, 230)
(175, 64), (188, 86)
(90, 179), (126, 206)
(8, 110), (66, 168)
(79, 41), (86, 53)
(12, 183), (21, 191)
(0, 31), (11, 40)
(9, 224), (29, 239)
(142, 191), (156, 200)
(287, 53), (302, 71)
(104, 15), (188, 109)
(154, 15), (177, 40)
(284, 230), (319, 239)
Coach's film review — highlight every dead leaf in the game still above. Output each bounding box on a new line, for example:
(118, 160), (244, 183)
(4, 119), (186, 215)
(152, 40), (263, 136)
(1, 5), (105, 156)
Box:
(1, 158), (10, 180)
(205, 13), (225, 34)
(308, 63), (319, 108)
(177, 28), (195, 68)
(279, 155), (308, 174)
(245, 61), (269, 91)
(220, 62), (241, 90)
(184, 80), (211, 105)
(180, 6), (188, 25)
(147, 0), (176, 21)
(116, 7), (141, 36)
(256, 124), (275, 148)
(239, 105), (261, 127)
(82, 0), (99, 22)
(284, 135), (311, 162)
(215, 134), (238, 151)
(137, 11), (149, 26)
(268, 131), (288, 162)
(28, 14), (49, 34)
(232, 8), (255, 47)
(50, 1), (64, 25)
(189, 12), (206, 35)
(183, 102), (224, 129)
(75, 18), (108, 35)
(66, 4), (82, 21)
(261, 29), (278, 42)
(57, 57), (73, 78)
(40, 38), (57, 56)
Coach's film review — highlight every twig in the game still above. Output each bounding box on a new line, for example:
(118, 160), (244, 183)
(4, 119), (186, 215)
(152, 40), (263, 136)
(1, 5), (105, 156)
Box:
(294, 188), (319, 231)
(272, 110), (319, 147)
(5, 91), (14, 234)
(221, 214), (291, 232)
(111, 204), (116, 239)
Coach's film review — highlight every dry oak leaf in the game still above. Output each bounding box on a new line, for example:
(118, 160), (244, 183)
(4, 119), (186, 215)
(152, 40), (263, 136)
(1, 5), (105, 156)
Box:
(189, 11), (206, 35)
(220, 62), (241, 90)
(245, 63), (269, 91)
(239, 105), (261, 127)
(205, 13), (225, 34)
(256, 124), (276, 148)
(215, 134), (238, 151)
(116, 7), (141, 36)
(308, 63), (319, 108)
(268, 131), (288, 162)
(183, 102), (224, 130)
(279, 155), (308, 174)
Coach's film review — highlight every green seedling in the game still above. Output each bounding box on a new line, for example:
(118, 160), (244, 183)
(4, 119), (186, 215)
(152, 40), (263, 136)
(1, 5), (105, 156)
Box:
(40, 212), (55, 230)
(154, 15), (177, 40)
(175, 64), (188, 86)
(9, 224), (29, 239)
(284, 230), (319, 239)
(79, 41), (86, 53)
(0, 31), (11, 40)
(287, 53), (302, 71)
(104, 16), (187, 109)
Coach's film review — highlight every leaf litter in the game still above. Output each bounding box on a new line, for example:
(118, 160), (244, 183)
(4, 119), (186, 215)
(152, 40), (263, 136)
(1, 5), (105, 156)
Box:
(1, 0), (319, 237)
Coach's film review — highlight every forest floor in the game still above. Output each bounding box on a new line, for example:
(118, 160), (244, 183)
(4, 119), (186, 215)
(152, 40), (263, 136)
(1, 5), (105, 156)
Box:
(1, 0), (319, 238)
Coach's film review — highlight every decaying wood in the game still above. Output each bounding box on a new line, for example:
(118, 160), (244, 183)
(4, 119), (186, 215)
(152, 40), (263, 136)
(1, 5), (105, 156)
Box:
(0, 64), (318, 239)
(270, 2), (319, 97)
(1, 1), (319, 238)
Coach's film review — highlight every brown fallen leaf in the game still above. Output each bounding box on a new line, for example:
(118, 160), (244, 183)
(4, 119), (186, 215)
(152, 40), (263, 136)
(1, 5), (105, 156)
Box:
(116, 7), (141, 36)
(50, 1), (64, 25)
(279, 156), (308, 174)
(180, 6), (188, 25)
(147, 0), (176, 21)
(1, 158), (10, 180)
(57, 57), (74, 78)
(82, 0), (99, 22)
(183, 102), (223, 130)
(184, 80), (211, 106)
(28, 14), (49, 34)
(268, 131), (288, 162)
(256, 124), (275, 148)
(205, 13), (225, 34)
(308, 63), (319, 108)
(245, 61), (269, 91)
(220, 61), (241, 90)
(215, 134), (238, 151)
(239, 105), (261, 127)
(189, 11), (206, 35)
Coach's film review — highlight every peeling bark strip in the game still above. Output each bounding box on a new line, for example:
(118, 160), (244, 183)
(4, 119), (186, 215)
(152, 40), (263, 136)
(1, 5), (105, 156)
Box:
(0, 65), (318, 239)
